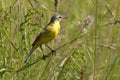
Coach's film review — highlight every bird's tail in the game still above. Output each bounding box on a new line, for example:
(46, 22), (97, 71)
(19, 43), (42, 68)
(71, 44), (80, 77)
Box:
(24, 47), (35, 63)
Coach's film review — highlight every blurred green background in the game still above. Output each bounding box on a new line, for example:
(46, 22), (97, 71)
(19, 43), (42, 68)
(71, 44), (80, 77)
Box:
(0, 0), (120, 80)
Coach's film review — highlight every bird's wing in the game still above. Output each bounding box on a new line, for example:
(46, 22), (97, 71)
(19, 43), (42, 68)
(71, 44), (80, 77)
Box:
(31, 23), (49, 46)
(32, 22), (53, 47)
(32, 31), (44, 46)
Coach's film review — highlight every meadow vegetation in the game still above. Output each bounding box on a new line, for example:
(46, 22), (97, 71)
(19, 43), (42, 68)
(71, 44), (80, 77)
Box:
(0, 0), (120, 80)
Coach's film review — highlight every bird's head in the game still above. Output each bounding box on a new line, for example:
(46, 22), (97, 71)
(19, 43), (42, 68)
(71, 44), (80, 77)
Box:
(50, 14), (67, 23)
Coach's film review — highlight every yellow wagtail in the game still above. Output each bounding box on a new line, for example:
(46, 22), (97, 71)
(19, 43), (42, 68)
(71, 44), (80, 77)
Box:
(24, 14), (67, 63)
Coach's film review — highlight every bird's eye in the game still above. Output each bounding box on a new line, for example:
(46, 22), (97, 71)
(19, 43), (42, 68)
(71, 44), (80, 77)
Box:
(59, 16), (62, 18)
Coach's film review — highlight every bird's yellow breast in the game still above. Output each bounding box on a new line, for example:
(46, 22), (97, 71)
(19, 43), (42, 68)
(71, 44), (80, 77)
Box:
(46, 20), (60, 37)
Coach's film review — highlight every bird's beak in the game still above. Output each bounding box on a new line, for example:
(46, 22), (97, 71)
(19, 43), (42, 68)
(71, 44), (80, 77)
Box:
(62, 16), (67, 19)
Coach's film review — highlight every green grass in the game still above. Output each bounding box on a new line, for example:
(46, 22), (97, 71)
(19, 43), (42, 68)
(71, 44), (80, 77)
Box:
(0, 0), (120, 80)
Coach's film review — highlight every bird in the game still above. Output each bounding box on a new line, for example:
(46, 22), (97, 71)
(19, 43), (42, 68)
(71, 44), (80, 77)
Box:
(24, 14), (67, 63)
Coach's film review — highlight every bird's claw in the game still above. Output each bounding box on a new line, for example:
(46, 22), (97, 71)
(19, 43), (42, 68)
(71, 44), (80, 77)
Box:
(51, 50), (56, 55)
(42, 50), (56, 59)
(42, 54), (48, 59)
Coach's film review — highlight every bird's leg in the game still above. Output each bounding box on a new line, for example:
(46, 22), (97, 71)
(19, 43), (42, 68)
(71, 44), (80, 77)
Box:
(39, 45), (47, 58)
(45, 44), (56, 55)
